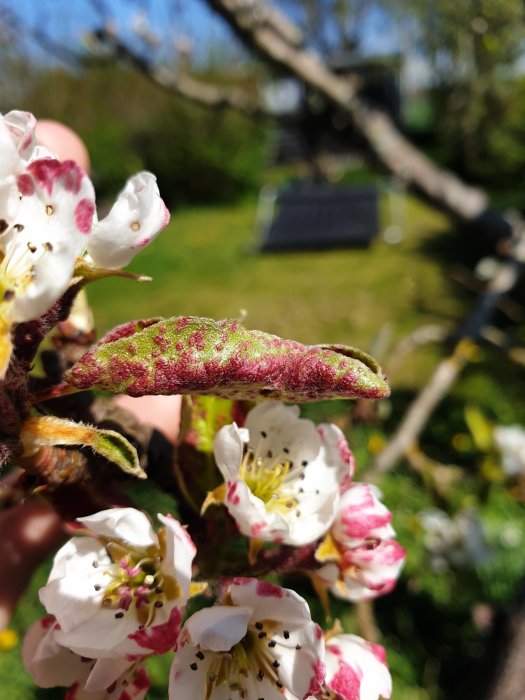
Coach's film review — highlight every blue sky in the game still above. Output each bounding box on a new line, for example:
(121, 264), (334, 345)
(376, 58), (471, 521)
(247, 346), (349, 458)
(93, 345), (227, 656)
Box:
(12, 0), (399, 66)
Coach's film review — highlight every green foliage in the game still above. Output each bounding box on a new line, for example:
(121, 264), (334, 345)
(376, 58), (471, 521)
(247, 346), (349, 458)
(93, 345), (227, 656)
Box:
(134, 101), (265, 206)
(18, 63), (265, 204)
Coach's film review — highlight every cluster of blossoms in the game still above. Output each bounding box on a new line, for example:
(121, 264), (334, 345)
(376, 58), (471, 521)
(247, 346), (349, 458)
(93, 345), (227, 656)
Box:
(0, 110), (404, 700)
(24, 402), (404, 699)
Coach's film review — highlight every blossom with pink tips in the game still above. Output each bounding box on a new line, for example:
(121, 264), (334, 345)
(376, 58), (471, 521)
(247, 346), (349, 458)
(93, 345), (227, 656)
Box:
(315, 483), (405, 602)
(332, 483), (396, 548)
(169, 577), (325, 700)
(39, 508), (194, 659)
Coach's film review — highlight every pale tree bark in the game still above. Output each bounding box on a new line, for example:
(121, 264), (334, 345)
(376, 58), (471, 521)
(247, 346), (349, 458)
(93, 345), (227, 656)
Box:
(204, 0), (489, 222)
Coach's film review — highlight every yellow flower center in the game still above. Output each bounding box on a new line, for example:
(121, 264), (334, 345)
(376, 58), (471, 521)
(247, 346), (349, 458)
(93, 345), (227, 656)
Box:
(96, 528), (181, 627)
(192, 620), (293, 699)
(239, 447), (299, 514)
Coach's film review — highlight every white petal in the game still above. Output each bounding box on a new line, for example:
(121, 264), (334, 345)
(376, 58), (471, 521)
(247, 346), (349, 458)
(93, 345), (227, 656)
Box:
(305, 423), (353, 491)
(245, 401), (300, 430)
(3, 110), (36, 159)
(22, 616), (93, 689)
(230, 579), (312, 630)
(170, 625), (290, 700)
(88, 171), (170, 268)
(184, 605), (253, 651)
(53, 605), (141, 659)
(0, 118), (23, 180)
(285, 489), (340, 545)
(169, 642), (211, 700)
(223, 478), (285, 540)
(0, 173), (21, 225)
(84, 656), (133, 692)
(158, 513), (196, 603)
(116, 606), (182, 657)
(213, 423), (245, 480)
(39, 537), (110, 633)
(77, 507), (157, 549)
(29, 145), (57, 161)
(41, 535), (146, 656)
(246, 402), (320, 464)
(230, 579), (325, 698)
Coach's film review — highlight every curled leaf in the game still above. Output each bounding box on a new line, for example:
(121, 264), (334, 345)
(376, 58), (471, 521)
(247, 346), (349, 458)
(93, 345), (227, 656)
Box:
(20, 416), (145, 479)
(65, 316), (390, 402)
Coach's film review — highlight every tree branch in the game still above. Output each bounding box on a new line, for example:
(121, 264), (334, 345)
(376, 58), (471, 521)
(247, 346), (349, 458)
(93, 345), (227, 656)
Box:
(91, 27), (274, 119)
(204, 0), (492, 223)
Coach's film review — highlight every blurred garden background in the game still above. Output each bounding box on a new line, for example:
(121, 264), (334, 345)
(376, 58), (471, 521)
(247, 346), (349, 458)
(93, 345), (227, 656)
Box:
(2, 1), (525, 698)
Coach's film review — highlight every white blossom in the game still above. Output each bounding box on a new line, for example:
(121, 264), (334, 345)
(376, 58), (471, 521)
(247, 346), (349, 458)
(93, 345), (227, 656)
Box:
(169, 578), (326, 700)
(39, 508), (194, 658)
(210, 402), (353, 545)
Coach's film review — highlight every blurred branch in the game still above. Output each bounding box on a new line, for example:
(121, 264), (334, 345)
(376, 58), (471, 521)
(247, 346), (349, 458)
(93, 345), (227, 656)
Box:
(369, 339), (472, 478)
(450, 265), (525, 323)
(385, 324), (448, 377)
(369, 219), (525, 477)
(91, 27), (276, 119)
(355, 600), (380, 644)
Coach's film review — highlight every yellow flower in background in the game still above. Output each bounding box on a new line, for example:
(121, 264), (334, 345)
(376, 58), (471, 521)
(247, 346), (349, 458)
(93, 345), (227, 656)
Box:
(0, 628), (19, 651)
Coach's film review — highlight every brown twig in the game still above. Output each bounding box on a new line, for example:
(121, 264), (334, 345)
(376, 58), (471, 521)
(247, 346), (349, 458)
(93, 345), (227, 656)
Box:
(355, 600), (380, 644)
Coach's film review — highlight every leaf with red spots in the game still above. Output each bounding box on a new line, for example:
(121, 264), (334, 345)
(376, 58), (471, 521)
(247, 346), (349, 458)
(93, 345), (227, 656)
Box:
(65, 316), (390, 402)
